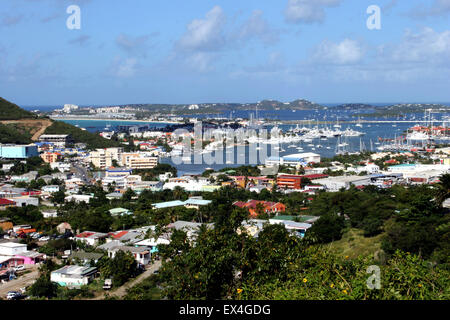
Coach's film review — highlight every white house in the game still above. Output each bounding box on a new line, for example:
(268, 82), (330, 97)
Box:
(42, 185), (60, 193)
(50, 265), (97, 287)
(65, 194), (93, 203)
(107, 246), (152, 265)
(0, 242), (28, 256)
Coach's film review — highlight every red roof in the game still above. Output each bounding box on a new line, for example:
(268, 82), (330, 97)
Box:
(110, 230), (128, 239)
(0, 198), (15, 205)
(76, 231), (95, 238)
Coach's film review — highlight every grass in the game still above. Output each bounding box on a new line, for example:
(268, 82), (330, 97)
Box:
(326, 228), (385, 260)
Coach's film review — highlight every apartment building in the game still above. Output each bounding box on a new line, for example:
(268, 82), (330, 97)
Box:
(120, 152), (158, 169)
(41, 152), (62, 163)
(89, 147), (123, 169)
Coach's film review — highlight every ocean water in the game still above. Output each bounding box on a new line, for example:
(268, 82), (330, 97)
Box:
(58, 117), (442, 176)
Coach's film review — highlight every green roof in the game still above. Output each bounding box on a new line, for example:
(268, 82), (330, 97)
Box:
(271, 215), (297, 221)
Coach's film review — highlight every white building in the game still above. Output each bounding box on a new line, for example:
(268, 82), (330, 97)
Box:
(314, 175), (372, 192)
(266, 153), (321, 167)
(0, 242), (28, 256)
(50, 265), (97, 287)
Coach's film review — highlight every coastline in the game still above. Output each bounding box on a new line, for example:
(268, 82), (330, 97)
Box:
(50, 116), (182, 124)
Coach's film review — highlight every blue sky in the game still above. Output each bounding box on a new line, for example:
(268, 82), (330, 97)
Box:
(1, 0), (450, 106)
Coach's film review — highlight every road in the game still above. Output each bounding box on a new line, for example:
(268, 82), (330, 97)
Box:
(0, 266), (40, 298)
(92, 260), (161, 300)
(72, 163), (90, 184)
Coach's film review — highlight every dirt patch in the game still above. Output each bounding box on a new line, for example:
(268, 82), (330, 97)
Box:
(0, 119), (53, 141)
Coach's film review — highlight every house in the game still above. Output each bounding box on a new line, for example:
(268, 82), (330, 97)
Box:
(183, 197), (212, 210)
(56, 222), (72, 234)
(42, 210), (58, 218)
(108, 230), (143, 244)
(6, 196), (39, 207)
(107, 246), (151, 265)
(75, 231), (108, 246)
(151, 197), (212, 210)
(167, 221), (214, 240)
(134, 238), (170, 255)
(0, 242), (27, 256)
(0, 198), (16, 210)
(106, 192), (123, 200)
(268, 219), (312, 238)
(109, 208), (133, 216)
(65, 194), (93, 203)
(50, 265), (97, 287)
(69, 251), (104, 265)
(15, 251), (45, 265)
(42, 185), (60, 193)
(233, 200), (286, 217)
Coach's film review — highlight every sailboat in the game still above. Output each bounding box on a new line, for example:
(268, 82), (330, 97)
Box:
(355, 117), (363, 128)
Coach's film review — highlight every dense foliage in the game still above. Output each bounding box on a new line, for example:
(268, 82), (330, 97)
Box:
(0, 97), (36, 120)
(44, 120), (122, 150)
(0, 123), (33, 144)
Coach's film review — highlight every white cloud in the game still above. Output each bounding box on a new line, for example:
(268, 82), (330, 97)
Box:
(387, 27), (450, 63)
(284, 0), (341, 24)
(111, 57), (139, 78)
(313, 39), (364, 64)
(116, 33), (157, 57)
(176, 5), (226, 52)
(237, 10), (279, 45)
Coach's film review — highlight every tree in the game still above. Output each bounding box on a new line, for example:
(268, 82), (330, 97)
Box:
(435, 174), (450, 206)
(306, 213), (346, 243)
(28, 274), (59, 299)
(99, 250), (137, 286)
(51, 190), (66, 205)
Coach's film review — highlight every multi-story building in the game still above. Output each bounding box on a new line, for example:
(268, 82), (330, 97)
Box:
(41, 152), (62, 163)
(0, 144), (39, 159)
(38, 134), (73, 147)
(89, 147), (123, 169)
(276, 174), (329, 190)
(120, 152), (158, 169)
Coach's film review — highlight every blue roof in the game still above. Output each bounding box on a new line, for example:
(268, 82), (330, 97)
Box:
(184, 199), (212, 206)
(152, 200), (186, 209)
(283, 156), (304, 162)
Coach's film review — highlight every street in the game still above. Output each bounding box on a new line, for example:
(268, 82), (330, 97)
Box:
(0, 265), (40, 298)
(92, 260), (161, 300)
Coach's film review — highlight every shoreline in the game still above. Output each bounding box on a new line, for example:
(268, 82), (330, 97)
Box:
(51, 116), (442, 126)
(50, 117), (182, 124)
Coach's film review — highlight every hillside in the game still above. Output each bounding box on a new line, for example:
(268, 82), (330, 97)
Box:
(44, 120), (122, 149)
(0, 97), (121, 149)
(0, 97), (37, 120)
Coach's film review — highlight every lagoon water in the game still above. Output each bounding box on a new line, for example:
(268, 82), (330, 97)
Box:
(61, 109), (448, 176)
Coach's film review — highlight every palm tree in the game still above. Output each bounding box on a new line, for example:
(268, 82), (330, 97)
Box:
(435, 174), (450, 206)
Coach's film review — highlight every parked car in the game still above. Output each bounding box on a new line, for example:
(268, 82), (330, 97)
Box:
(40, 236), (50, 241)
(6, 291), (23, 300)
(103, 279), (112, 290)
(14, 265), (25, 272)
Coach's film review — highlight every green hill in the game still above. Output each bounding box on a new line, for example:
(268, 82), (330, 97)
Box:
(0, 97), (37, 120)
(0, 97), (122, 149)
(44, 120), (122, 149)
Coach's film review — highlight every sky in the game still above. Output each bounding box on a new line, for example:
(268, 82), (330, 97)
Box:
(0, 0), (450, 106)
